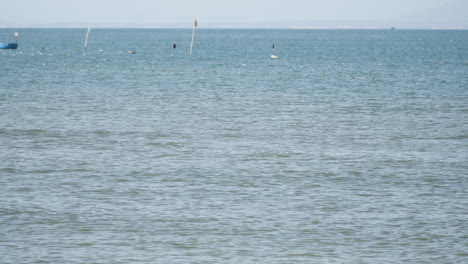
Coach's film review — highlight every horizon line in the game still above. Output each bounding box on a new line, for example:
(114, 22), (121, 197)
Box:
(1, 19), (467, 30)
(1, 26), (467, 30)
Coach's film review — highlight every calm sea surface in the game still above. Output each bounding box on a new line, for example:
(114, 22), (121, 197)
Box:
(1, 29), (467, 263)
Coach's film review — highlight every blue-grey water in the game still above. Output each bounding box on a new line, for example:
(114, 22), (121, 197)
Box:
(1, 29), (467, 263)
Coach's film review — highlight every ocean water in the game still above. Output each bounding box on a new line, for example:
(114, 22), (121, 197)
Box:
(0, 29), (467, 263)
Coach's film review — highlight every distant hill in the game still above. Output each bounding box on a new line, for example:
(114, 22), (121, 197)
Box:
(394, 0), (468, 29)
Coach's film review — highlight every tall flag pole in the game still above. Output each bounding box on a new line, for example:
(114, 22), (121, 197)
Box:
(190, 17), (197, 56)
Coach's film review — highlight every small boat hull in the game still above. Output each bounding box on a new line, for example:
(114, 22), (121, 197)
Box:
(0, 43), (18, 49)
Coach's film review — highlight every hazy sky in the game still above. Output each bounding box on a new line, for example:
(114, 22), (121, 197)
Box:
(1, 0), (457, 26)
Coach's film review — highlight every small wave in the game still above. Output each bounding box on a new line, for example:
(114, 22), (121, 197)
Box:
(415, 135), (467, 140)
(20, 168), (91, 174)
(0, 128), (47, 136)
(91, 130), (111, 136)
(0, 167), (17, 173)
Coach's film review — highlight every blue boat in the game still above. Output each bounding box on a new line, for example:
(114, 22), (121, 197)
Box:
(0, 32), (19, 49)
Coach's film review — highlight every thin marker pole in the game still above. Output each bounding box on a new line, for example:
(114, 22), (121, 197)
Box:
(190, 18), (197, 56)
(84, 25), (91, 50)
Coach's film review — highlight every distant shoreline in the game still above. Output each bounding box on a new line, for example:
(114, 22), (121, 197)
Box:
(1, 20), (467, 31)
(0, 26), (467, 30)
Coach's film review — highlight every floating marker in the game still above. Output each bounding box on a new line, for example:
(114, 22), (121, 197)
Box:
(271, 43), (278, 58)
